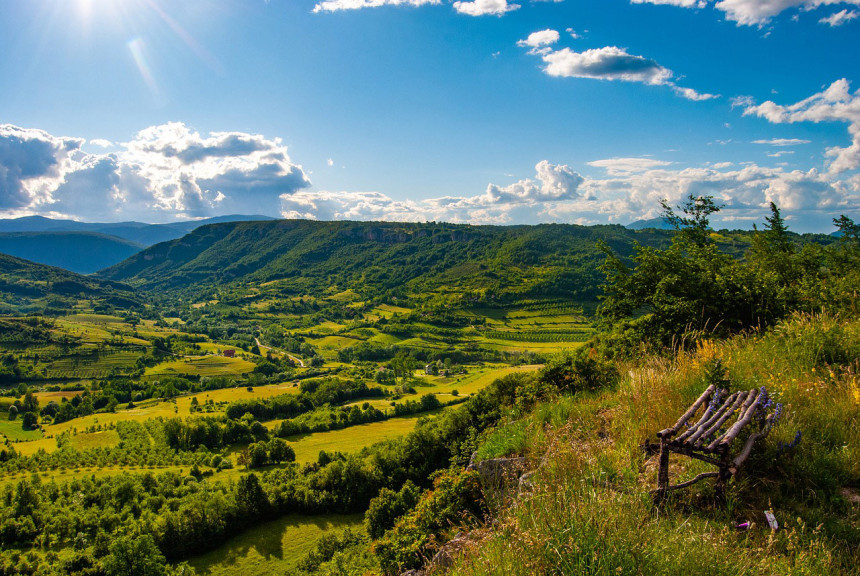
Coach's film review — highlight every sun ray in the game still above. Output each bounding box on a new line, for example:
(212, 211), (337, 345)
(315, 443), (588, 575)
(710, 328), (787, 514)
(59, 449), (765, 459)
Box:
(140, 0), (224, 75)
(127, 37), (164, 105)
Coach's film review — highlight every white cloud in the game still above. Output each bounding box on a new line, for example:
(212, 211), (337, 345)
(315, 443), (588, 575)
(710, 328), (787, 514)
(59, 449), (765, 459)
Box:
(281, 190), (424, 221)
(743, 78), (860, 173)
(327, 158), (335, 167)
(631, 0), (706, 7)
(312, 0), (440, 13)
(4, 125), (857, 231)
(540, 46), (673, 84)
(819, 8), (859, 24)
(517, 29), (560, 49)
(524, 43), (715, 101)
(631, 0), (860, 26)
(768, 150), (796, 157)
(482, 160), (584, 203)
(752, 138), (812, 146)
(588, 157), (673, 174)
(453, 0), (520, 16)
(0, 122), (310, 221)
(280, 161), (584, 224)
(0, 125), (83, 211)
(717, 0), (860, 26)
(673, 86), (720, 101)
(88, 139), (113, 148)
(282, 159), (857, 230)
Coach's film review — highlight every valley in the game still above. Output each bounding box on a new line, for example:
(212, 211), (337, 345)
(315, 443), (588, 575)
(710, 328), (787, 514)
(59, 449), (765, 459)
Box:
(0, 213), (857, 576)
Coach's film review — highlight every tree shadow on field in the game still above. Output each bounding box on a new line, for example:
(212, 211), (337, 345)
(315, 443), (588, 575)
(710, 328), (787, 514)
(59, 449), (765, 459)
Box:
(188, 514), (360, 575)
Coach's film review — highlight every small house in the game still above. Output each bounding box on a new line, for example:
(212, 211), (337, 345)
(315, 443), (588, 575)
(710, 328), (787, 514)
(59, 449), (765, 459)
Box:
(224, 349), (236, 358)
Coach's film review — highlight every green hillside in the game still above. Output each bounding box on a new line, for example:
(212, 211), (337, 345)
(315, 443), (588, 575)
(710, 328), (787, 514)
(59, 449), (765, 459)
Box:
(0, 252), (141, 314)
(98, 220), (676, 304)
(0, 232), (143, 274)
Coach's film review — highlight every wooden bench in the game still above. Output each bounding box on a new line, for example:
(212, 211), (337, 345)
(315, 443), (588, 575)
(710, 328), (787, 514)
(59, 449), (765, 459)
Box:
(649, 384), (780, 501)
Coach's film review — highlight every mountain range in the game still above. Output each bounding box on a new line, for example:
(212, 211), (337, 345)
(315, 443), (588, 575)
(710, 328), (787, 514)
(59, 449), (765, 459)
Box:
(0, 215), (276, 274)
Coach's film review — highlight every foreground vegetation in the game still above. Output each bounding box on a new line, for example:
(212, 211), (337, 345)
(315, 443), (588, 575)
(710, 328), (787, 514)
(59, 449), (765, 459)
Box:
(0, 202), (857, 575)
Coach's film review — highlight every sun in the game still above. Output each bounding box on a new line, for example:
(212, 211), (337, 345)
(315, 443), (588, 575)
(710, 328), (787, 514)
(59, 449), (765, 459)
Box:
(71, 0), (143, 34)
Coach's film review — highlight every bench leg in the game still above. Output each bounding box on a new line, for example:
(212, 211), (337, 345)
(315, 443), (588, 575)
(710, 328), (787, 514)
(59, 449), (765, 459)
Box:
(715, 455), (731, 504)
(656, 439), (670, 502)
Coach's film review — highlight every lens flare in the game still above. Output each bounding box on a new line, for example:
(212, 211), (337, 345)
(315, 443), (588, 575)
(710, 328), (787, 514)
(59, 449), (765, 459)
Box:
(127, 37), (162, 105)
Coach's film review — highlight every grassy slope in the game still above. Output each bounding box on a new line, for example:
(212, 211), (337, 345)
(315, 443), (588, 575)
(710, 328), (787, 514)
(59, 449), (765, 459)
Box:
(448, 313), (860, 575)
(0, 252), (141, 314)
(98, 220), (676, 303)
(186, 513), (363, 576)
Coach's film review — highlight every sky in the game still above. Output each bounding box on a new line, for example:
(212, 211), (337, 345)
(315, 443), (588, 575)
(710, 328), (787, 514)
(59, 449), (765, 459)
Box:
(0, 0), (858, 232)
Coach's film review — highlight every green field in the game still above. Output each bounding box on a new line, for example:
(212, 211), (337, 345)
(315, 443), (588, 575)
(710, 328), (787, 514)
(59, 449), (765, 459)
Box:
(0, 418), (43, 442)
(147, 355), (257, 377)
(283, 412), (431, 463)
(187, 514), (363, 576)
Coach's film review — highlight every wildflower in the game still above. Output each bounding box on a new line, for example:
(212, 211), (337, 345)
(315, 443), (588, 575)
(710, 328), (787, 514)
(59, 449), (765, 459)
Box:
(777, 430), (801, 455)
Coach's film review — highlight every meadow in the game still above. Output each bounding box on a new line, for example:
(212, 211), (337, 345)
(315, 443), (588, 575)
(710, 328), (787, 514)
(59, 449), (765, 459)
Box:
(187, 514), (363, 576)
(446, 313), (860, 575)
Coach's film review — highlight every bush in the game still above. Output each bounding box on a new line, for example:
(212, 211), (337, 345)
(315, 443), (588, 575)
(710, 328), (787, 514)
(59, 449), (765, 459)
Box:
(539, 348), (618, 394)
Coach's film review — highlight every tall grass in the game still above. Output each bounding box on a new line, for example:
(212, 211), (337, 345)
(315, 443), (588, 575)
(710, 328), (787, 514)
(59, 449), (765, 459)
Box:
(448, 313), (860, 576)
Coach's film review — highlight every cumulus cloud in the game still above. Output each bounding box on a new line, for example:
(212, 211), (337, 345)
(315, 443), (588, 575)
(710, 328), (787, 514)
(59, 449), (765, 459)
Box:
(279, 161), (583, 224)
(517, 29), (560, 49)
(743, 78), (860, 173)
(631, 0), (860, 26)
(0, 125), (83, 211)
(717, 0), (860, 26)
(521, 38), (716, 101)
(752, 138), (812, 146)
(4, 124), (857, 231)
(453, 0), (520, 16)
(819, 8), (859, 24)
(568, 162), (852, 227)
(312, 0), (440, 13)
(540, 46), (673, 84)
(279, 157), (856, 230)
(0, 122), (310, 221)
(481, 160), (584, 203)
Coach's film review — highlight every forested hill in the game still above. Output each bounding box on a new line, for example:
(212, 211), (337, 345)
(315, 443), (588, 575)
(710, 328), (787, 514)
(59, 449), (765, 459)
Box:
(100, 219), (751, 305)
(0, 252), (141, 314)
(0, 232), (143, 274)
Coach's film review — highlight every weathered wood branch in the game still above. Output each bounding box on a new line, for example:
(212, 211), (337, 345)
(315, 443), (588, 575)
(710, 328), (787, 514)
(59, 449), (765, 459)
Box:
(674, 388), (727, 443)
(691, 390), (749, 448)
(657, 384), (715, 439)
(706, 388), (757, 452)
(716, 388), (764, 450)
(680, 390), (739, 445)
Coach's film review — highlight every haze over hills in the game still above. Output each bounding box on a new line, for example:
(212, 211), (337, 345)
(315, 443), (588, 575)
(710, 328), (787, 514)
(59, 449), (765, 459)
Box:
(626, 217), (675, 230)
(0, 214), (277, 247)
(0, 232), (143, 274)
(0, 215), (278, 274)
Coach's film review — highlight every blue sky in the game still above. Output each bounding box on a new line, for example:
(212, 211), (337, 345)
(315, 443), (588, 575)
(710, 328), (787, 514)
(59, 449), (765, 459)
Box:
(0, 0), (858, 232)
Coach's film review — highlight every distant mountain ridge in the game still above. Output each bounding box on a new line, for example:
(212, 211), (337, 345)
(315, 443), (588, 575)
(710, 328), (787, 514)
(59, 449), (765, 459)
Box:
(0, 232), (143, 274)
(625, 217), (675, 230)
(0, 214), (277, 246)
(0, 215), (277, 274)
